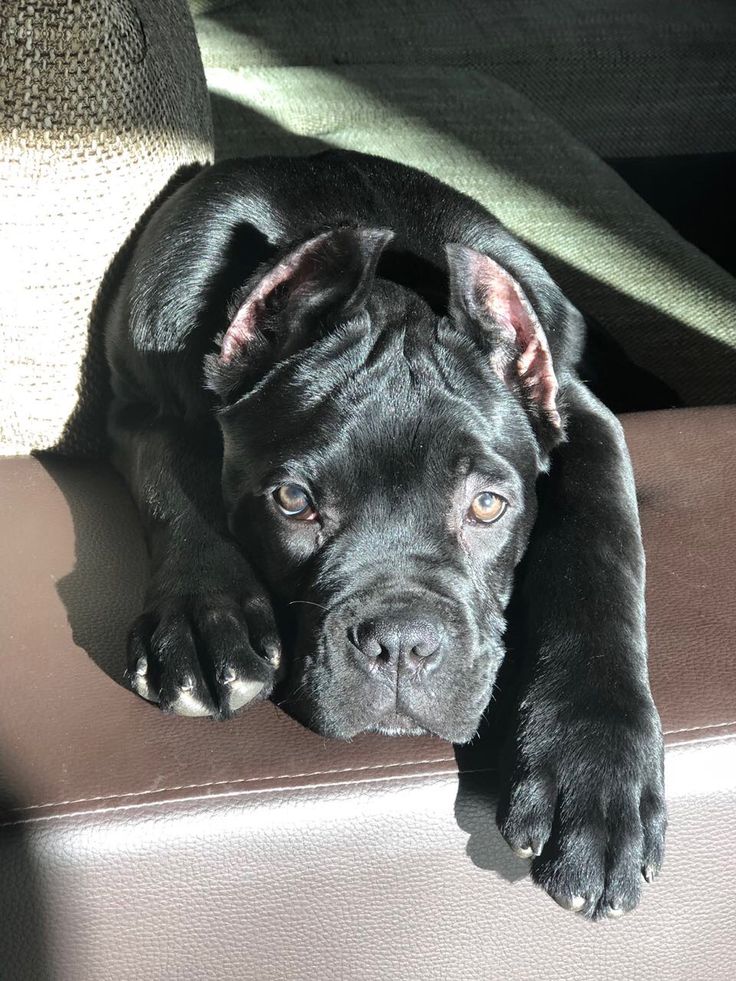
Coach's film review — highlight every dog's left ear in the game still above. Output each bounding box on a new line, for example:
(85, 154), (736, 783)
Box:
(446, 243), (562, 436)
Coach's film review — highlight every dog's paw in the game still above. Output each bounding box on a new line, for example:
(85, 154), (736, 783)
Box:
(126, 592), (280, 718)
(497, 695), (666, 919)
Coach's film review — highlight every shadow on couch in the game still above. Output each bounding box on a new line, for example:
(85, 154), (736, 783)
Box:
(0, 779), (52, 980)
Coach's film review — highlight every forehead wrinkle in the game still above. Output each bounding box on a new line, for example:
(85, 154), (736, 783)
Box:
(289, 336), (532, 489)
(252, 311), (538, 491)
(305, 391), (466, 497)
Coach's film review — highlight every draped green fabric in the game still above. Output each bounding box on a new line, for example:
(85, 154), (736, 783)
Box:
(191, 0), (736, 405)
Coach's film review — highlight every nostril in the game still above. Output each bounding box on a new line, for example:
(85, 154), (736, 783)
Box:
(407, 626), (442, 662)
(410, 641), (436, 660)
(349, 623), (387, 660)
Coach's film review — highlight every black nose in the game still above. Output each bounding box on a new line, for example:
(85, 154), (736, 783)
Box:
(350, 614), (444, 669)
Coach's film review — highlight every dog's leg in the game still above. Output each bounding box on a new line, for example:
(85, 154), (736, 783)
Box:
(497, 379), (666, 918)
(110, 403), (279, 718)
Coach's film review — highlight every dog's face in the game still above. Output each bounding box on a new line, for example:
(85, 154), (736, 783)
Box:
(207, 229), (563, 742)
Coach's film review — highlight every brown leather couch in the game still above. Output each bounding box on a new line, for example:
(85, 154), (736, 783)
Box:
(1, 406), (734, 980)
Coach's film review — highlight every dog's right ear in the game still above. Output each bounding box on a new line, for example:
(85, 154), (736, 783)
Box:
(205, 226), (393, 400)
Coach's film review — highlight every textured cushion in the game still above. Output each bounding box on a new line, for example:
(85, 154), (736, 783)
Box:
(0, 0), (214, 456)
(192, 1), (736, 407)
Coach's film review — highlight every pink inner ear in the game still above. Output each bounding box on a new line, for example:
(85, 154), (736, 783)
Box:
(220, 233), (331, 364)
(475, 253), (561, 427)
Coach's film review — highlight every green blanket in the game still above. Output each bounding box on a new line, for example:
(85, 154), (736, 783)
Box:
(191, 1), (736, 406)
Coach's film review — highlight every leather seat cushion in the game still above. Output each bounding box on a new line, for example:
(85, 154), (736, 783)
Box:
(0, 405), (734, 980)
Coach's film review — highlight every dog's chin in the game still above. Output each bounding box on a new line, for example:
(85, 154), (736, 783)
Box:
(283, 696), (481, 743)
(365, 712), (429, 738)
(344, 713), (481, 743)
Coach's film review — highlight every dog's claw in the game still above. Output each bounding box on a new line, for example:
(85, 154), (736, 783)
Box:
(512, 845), (535, 859)
(554, 894), (586, 912)
(643, 865), (656, 884)
(263, 642), (281, 668)
(223, 677), (268, 713)
(180, 673), (195, 692)
(135, 656), (148, 676)
(169, 689), (212, 718)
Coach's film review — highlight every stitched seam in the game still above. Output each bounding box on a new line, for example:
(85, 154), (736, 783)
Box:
(666, 733), (736, 749)
(7, 720), (733, 818)
(4, 734), (735, 829)
(663, 719), (736, 736)
(7, 756), (456, 815)
(0, 766), (466, 830)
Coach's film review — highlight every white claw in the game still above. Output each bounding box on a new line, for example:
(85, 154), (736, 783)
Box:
(554, 894), (586, 912)
(180, 675), (195, 692)
(171, 689), (211, 718)
(607, 905), (624, 919)
(512, 845), (535, 859)
(131, 672), (158, 704)
(225, 678), (267, 712)
(264, 644), (281, 669)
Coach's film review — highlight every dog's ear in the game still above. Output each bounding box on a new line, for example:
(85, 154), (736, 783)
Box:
(207, 227), (393, 399)
(445, 243), (562, 436)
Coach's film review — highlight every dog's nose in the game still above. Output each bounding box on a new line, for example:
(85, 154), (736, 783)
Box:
(350, 614), (444, 669)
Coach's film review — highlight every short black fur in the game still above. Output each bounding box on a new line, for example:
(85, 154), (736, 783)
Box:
(105, 150), (666, 919)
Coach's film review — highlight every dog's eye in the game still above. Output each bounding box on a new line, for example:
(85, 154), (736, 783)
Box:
(468, 492), (507, 524)
(274, 483), (316, 520)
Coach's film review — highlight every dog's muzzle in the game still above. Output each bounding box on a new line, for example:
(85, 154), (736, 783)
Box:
(283, 583), (495, 742)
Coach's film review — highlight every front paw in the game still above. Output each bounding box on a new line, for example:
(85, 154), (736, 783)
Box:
(497, 697), (666, 919)
(126, 592), (280, 718)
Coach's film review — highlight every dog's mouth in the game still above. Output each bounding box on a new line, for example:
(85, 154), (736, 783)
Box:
(365, 710), (430, 738)
(276, 648), (496, 744)
(280, 688), (480, 742)
(271, 586), (503, 743)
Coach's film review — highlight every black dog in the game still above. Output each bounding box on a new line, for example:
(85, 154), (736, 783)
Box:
(105, 150), (666, 918)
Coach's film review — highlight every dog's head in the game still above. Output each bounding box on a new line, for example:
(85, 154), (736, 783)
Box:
(205, 227), (568, 742)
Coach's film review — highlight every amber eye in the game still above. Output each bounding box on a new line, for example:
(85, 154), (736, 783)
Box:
(274, 483), (316, 519)
(468, 491), (507, 524)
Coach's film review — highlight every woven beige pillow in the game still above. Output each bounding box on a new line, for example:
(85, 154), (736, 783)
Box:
(0, 0), (214, 456)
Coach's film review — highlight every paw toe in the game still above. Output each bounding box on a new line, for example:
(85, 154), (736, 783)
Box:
(498, 774), (556, 862)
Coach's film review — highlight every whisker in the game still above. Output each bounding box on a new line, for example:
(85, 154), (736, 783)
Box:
(289, 599), (329, 612)
(274, 679), (310, 709)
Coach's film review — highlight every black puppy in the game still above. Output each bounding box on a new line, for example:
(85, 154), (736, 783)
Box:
(105, 150), (666, 919)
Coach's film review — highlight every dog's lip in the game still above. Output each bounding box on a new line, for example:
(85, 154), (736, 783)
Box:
(368, 723), (428, 737)
(366, 709), (429, 737)
(369, 702), (477, 741)
(280, 688), (481, 742)
(365, 714), (479, 742)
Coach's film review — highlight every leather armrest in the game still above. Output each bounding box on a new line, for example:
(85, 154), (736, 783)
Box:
(1, 406), (734, 980)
